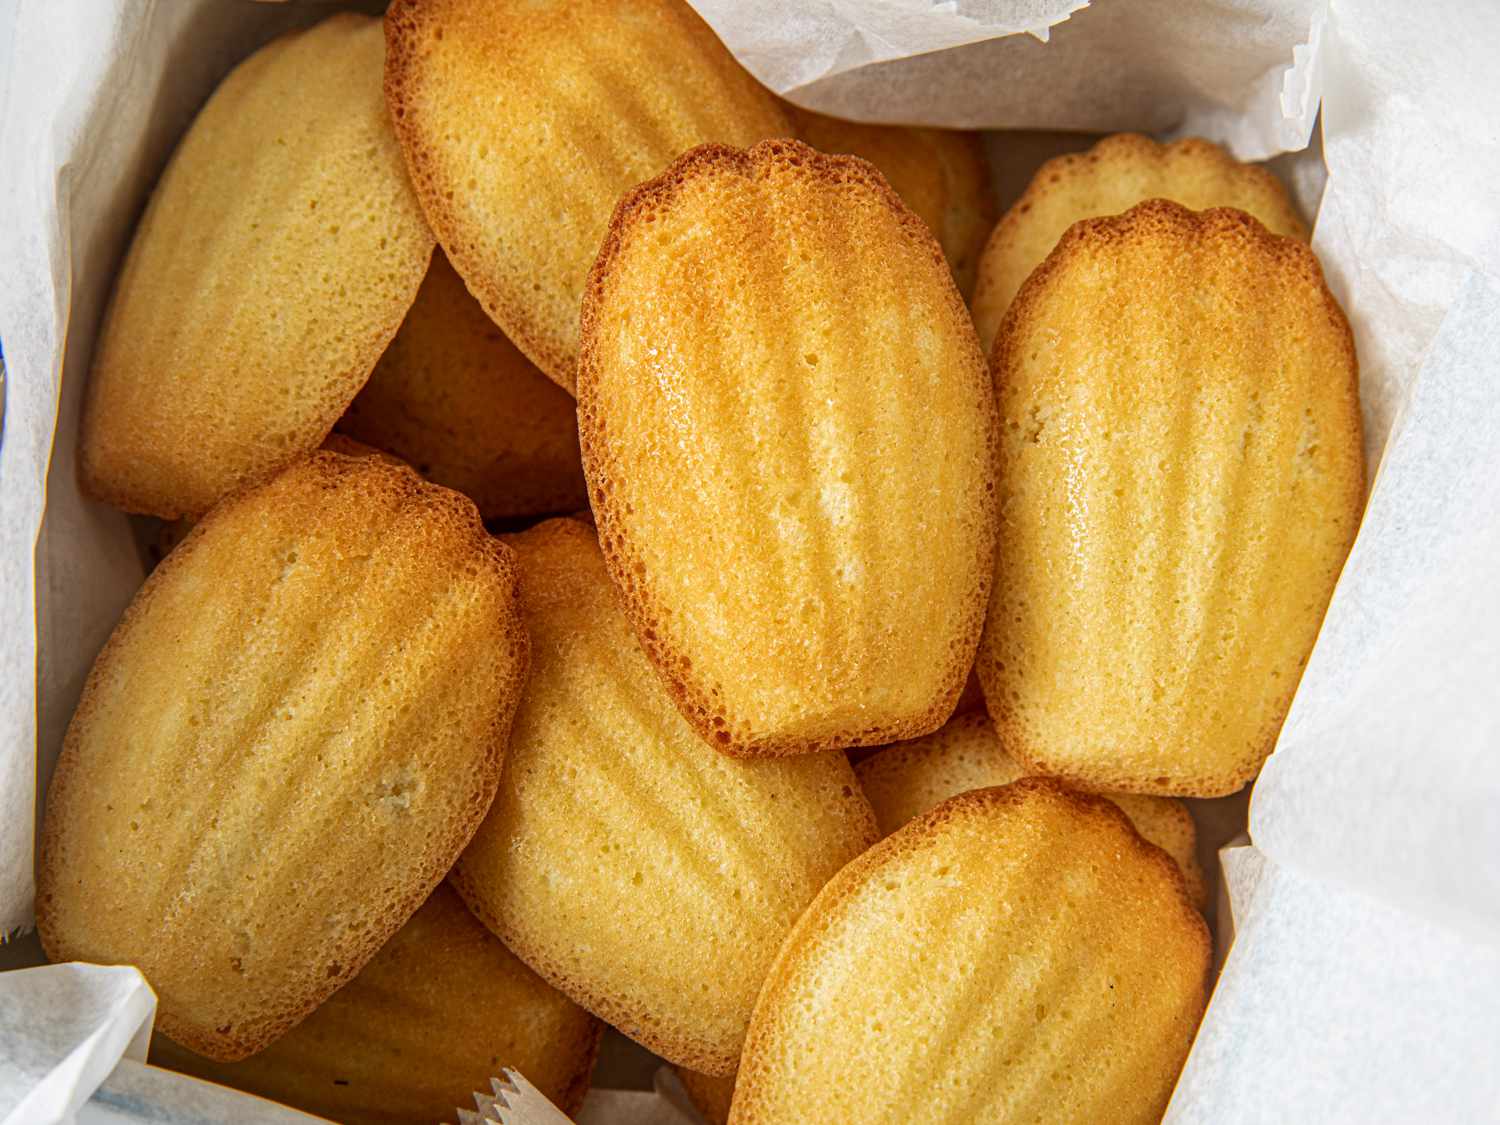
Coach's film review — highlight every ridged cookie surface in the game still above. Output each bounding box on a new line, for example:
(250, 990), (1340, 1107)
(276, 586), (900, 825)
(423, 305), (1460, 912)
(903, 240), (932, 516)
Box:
(453, 520), (878, 1075)
(384, 0), (790, 390)
(580, 140), (998, 757)
(971, 133), (1307, 351)
(980, 200), (1363, 796)
(80, 14), (434, 519)
(339, 252), (587, 520)
(854, 712), (1206, 907)
(150, 886), (599, 1121)
(731, 780), (1209, 1125)
(38, 453), (528, 1060)
(787, 107), (995, 299)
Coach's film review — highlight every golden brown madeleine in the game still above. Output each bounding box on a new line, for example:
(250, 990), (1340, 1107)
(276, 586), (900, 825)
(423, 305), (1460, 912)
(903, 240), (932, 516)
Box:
(786, 106), (995, 299)
(854, 712), (1206, 907)
(677, 1068), (736, 1125)
(970, 133), (1307, 351)
(80, 15), (434, 519)
(579, 140), (998, 758)
(979, 201), (1363, 796)
(384, 0), (790, 391)
(37, 453), (528, 1060)
(150, 886), (599, 1121)
(453, 519), (877, 1075)
(339, 253), (587, 520)
(731, 780), (1209, 1125)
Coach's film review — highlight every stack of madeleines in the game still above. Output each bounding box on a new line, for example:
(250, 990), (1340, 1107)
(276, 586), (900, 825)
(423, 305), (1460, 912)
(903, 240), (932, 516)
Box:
(41, 2), (1364, 1123)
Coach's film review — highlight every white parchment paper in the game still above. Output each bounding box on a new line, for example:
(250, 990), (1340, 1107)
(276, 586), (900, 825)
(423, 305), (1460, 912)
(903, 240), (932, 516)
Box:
(1249, 0), (1500, 939)
(0, 965), (154, 1125)
(2, 1), (1498, 1122)
(1171, 844), (1500, 1123)
(691, 0), (1323, 159)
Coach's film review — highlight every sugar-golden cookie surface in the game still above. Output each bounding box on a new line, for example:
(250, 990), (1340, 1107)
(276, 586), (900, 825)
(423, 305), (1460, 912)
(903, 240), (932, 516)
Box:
(151, 886), (599, 1120)
(855, 712), (1206, 906)
(979, 200), (1363, 796)
(38, 453), (528, 1060)
(339, 252), (587, 520)
(731, 780), (1208, 1125)
(787, 107), (994, 299)
(579, 140), (998, 757)
(971, 133), (1307, 351)
(453, 519), (877, 1075)
(80, 14), (434, 519)
(384, 0), (790, 391)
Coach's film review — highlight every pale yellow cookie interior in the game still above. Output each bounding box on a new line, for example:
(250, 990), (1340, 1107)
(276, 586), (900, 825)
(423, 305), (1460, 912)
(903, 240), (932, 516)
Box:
(580, 140), (997, 756)
(454, 519), (877, 1075)
(971, 133), (1308, 351)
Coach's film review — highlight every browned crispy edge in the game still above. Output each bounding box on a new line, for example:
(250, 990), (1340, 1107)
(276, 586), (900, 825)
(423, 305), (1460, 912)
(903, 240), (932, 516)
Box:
(1153, 798), (1208, 911)
(969, 132), (1308, 347)
(854, 714), (1207, 907)
(577, 137), (996, 759)
(149, 886), (604, 1116)
(450, 674), (880, 1076)
(1009, 134), (1307, 245)
(781, 104), (996, 299)
(451, 856), (742, 1078)
(979, 198), (1363, 798)
(452, 515), (883, 1073)
(80, 15), (434, 521)
(729, 777), (1211, 1124)
(852, 711), (1001, 834)
(39, 452), (529, 1060)
(383, 0), (793, 394)
(383, 0), (574, 390)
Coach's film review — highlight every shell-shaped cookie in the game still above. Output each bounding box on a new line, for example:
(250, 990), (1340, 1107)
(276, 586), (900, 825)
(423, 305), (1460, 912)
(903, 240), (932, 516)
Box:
(80, 14), (434, 519)
(731, 780), (1209, 1125)
(979, 200), (1363, 797)
(339, 252), (587, 520)
(37, 453), (528, 1060)
(384, 0), (791, 391)
(452, 519), (878, 1075)
(150, 886), (600, 1121)
(971, 133), (1308, 351)
(787, 106), (995, 299)
(579, 140), (998, 757)
(854, 712), (1206, 907)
